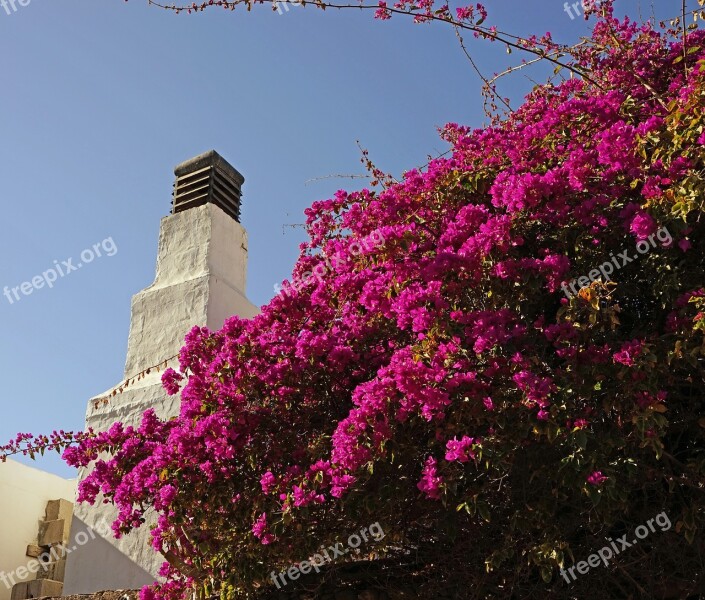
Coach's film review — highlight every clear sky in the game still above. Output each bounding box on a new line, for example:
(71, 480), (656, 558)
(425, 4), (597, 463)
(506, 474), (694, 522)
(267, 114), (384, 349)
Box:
(0, 0), (692, 476)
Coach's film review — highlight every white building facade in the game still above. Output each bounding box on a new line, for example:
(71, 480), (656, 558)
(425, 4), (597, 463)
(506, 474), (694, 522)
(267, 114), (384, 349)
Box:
(0, 460), (76, 600)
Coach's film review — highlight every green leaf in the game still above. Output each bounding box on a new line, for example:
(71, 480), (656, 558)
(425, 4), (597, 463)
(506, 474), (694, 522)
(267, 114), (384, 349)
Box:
(540, 566), (552, 583)
(478, 501), (491, 522)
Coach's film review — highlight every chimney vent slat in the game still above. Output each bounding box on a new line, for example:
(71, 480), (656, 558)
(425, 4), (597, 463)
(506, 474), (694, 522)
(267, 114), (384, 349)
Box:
(172, 150), (244, 222)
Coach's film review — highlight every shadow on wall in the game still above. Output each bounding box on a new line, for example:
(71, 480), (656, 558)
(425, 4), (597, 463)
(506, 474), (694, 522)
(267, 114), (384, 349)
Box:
(63, 517), (155, 595)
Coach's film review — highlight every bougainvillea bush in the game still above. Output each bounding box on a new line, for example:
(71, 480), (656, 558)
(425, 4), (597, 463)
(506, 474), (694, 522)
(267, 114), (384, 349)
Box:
(5, 3), (705, 599)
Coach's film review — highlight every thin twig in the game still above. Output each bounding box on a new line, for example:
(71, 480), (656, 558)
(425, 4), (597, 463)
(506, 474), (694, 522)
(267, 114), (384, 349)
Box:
(305, 174), (369, 185)
(682, 0), (688, 75)
(146, 0), (604, 89)
(486, 55), (546, 88)
(452, 25), (513, 115)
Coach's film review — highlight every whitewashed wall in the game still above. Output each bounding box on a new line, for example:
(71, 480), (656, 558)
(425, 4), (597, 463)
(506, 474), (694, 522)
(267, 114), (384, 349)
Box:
(0, 460), (76, 600)
(65, 203), (259, 594)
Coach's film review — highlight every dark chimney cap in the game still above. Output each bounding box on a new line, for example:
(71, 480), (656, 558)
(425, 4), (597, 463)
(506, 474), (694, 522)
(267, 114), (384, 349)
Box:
(172, 150), (244, 222)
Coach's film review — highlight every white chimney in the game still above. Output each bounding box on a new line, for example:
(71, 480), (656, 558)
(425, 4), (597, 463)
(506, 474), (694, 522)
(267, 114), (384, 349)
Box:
(64, 151), (259, 594)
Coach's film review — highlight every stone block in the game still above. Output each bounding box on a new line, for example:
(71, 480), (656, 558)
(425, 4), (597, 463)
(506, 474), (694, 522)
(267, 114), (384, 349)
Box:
(36, 558), (66, 582)
(45, 499), (73, 523)
(10, 582), (29, 600)
(25, 545), (44, 558)
(38, 519), (69, 546)
(27, 578), (63, 598)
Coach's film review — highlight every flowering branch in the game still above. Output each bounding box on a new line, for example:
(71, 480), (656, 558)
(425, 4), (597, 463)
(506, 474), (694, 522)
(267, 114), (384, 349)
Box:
(141, 0), (605, 89)
(0, 430), (95, 462)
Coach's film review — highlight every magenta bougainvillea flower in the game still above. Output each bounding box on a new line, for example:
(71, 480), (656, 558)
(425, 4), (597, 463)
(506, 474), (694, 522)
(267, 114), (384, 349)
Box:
(587, 471), (608, 486)
(4, 4), (705, 598)
(417, 457), (444, 499)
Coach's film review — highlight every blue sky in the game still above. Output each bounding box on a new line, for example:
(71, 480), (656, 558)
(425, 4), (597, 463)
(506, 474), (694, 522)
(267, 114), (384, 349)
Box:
(0, 0), (692, 476)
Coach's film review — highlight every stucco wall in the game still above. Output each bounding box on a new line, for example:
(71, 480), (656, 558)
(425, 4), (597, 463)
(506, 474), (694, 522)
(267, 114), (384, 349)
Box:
(62, 516), (155, 595)
(66, 203), (259, 593)
(123, 203), (258, 379)
(0, 459), (76, 600)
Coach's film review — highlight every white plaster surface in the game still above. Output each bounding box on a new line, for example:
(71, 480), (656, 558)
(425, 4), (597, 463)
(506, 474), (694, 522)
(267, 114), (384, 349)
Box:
(65, 203), (260, 593)
(0, 460), (76, 600)
(62, 515), (155, 595)
(124, 203), (258, 378)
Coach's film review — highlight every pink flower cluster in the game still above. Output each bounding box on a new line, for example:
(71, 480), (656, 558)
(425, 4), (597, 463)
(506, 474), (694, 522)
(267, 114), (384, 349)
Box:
(4, 7), (704, 599)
